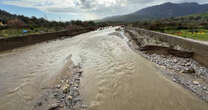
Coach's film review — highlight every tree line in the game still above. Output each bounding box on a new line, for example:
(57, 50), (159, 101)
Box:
(0, 9), (108, 30)
(130, 13), (208, 32)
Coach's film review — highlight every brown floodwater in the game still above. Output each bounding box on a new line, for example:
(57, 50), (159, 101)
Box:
(0, 27), (207, 110)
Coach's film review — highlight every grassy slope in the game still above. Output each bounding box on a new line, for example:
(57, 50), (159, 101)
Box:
(164, 12), (208, 41)
(165, 29), (208, 41)
(188, 12), (208, 17)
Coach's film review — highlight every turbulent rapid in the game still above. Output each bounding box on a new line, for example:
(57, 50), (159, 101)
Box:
(0, 27), (207, 110)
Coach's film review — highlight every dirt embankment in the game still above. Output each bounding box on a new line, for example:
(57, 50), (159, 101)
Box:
(125, 27), (208, 67)
(124, 27), (208, 102)
(0, 28), (96, 52)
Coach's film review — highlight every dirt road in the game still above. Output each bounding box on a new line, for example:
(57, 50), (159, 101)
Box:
(0, 27), (207, 110)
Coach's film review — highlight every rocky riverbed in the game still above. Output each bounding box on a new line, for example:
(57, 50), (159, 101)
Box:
(33, 64), (86, 110)
(140, 52), (208, 102)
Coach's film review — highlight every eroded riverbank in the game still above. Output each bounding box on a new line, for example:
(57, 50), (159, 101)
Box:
(124, 27), (208, 102)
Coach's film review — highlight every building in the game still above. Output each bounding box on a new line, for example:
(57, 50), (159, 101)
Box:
(0, 18), (6, 26)
(0, 21), (3, 26)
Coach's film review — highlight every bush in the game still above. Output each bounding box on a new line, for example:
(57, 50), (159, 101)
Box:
(7, 19), (26, 28)
(65, 24), (84, 32)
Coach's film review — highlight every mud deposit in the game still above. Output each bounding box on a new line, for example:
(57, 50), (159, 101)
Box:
(0, 27), (208, 110)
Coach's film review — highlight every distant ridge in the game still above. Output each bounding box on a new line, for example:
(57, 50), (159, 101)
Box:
(100, 2), (208, 22)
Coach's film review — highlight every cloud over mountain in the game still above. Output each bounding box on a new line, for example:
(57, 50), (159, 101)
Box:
(1, 0), (208, 20)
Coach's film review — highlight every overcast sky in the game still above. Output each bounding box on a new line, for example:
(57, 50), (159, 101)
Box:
(0, 0), (208, 21)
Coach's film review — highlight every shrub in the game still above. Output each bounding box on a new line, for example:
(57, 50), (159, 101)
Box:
(7, 19), (26, 28)
(65, 24), (84, 31)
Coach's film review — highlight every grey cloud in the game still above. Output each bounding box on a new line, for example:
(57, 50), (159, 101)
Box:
(48, 0), (208, 18)
(176, 0), (208, 4)
(75, 0), (95, 9)
(46, 7), (80, 13)
(47, 0), (208, 16)
(3, 0), (208, 20)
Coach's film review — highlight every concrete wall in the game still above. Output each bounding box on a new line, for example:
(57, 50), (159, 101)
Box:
(125, 27), (208, 67)
(0, 29), (91, 52)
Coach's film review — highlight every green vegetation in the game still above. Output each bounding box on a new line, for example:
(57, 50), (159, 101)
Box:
(164, 29), (208, 41)
(186, 12), (208, 19)
(0, 9), (108, 38)
(130, 12), (208, 41)
(0, 20), (100, 38)
(0, 27), (62, 38)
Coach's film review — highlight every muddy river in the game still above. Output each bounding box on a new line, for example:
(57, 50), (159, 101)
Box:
(0, 27), (207, 110)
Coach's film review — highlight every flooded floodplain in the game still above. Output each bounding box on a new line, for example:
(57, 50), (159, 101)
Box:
(0, 27), (207, 110)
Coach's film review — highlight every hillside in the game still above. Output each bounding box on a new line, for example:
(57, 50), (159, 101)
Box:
(184, 12), (208, 19)
(0, 9), (16, 22)
(101, 2), (208, 22)
(130, 12), (208, 41)
(0, 9), (107, 38)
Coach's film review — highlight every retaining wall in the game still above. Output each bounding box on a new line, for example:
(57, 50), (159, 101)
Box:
(125, 27), (208, 67)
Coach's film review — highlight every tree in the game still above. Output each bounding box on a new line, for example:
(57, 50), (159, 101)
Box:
(7, 18), (26, 28)
(66, 24), (83, 32)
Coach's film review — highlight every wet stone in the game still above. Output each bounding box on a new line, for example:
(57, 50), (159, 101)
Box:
(172, 78), (177, 82)
(48, 103), (60, 110)
(49, 64), (86, 110)
(192, 81), (200, 85)
(173, 59), (178, 63)
(182, 67), (195, 74)
(67, 95), (73, 100)
(203, 86), (207, 90)
(62, 84), (70, 94)
(56, 85), (61, 89)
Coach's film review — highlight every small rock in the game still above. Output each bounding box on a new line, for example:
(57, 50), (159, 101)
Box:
(182, 67), (195, 74)
(73, 97), (81, 103)
(54, 93), (58, 97)
(203, 86), (207, 90)
(66, 80), (69, 83)
(60, 80), (64, 84)
(62, 84), (70, 93)
(74, 83), (79, 87)
(56, 85), (61, 89)
(160, 66), (166, 69)
(67, 95), (73, 100)
(81, 104), (88, 109)
(173, 78), (177, 82)
(192, 81), (200, 85)
(48, 103), (60, 110)
(185, 62), (191, 66)
(173, 59), (178, 63)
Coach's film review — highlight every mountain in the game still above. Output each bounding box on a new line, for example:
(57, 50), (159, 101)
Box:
(101, 2), (208, 22)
